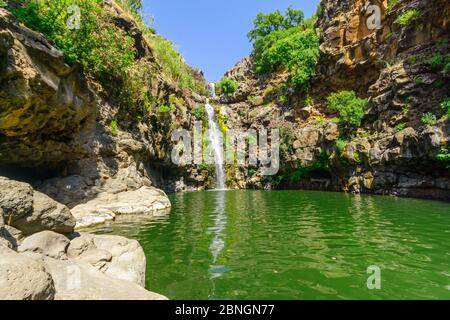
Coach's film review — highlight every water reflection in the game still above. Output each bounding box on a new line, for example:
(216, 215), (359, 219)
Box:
(207, 191), (228, 276)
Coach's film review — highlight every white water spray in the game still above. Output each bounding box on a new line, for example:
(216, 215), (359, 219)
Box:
(205, 84), (225, 190)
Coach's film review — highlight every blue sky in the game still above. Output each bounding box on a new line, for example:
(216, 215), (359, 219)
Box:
(142, 0), (320, 82)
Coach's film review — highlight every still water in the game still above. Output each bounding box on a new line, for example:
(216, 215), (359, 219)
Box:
(93, 190), (450, 300)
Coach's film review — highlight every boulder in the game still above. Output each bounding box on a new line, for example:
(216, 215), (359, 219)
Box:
(0, 177), (76, 235)
(71, 186), (171, 229)
(0, 177), (33, 223)
(33, 253), (167, 300)
(14, 191), (76, 235)
(68, 233), (146, 287)
(19, 231), (70, 260)
(0, 247), (55, 300)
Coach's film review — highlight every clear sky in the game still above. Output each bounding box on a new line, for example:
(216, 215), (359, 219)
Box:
(142, 0), (320, 82)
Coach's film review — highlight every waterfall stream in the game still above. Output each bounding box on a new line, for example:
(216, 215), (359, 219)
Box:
(205, 84), (225, 190)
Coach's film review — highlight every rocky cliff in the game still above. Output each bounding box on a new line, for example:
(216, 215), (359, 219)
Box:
(0, 0), (207, 300)
(0, 1), (210, 203)
(216, 0), (449, 200)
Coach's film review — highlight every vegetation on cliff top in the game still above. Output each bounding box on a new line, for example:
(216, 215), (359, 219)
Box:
(10, 0), (205, 118)
(248, 7), (320, 92)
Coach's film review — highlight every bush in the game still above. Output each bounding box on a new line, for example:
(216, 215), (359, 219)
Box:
(395, 122), (407, 132)
(193, 105), (207, 122)
(158, 104), (174, 113)
(436, 147), (450, 169)
(278, 95), (289, 104)
(10, 1), (155, 114)
(387, 0), (399, 11)
(428, 53), (445, 67)
(441, 99), (450, 118)
(335, 138), (348, 152)
(151, 36), (202, 92)
(444, 63), (450, 74)
(216, 77), (238, 96)
(253, 28), (319, 90)
(398, 9), (421, 26)
(421, 112), (437, 126)
(11, 0), (204, 119)
(110, 119), (118, 136)
(0, 0), (7, 7)
(249, 8), (320, 91)
(326, 91), (368, 127)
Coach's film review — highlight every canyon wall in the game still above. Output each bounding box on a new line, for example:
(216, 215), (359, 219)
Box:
(218, 0), (450, 200)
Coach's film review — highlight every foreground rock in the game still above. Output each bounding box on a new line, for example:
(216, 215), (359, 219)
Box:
(2, 230), (167, 300)
(14, 191), (76, 235)
(32, 253), (167, 300)
(0, 177), (33, 224)
(67, 233), (146, 287)
(0, 177), (169, 300)
(0, 177), (76, 235)
(19, 231), (70, 260)
(71, 186), (171, 229)
(0, 247), (55, 300)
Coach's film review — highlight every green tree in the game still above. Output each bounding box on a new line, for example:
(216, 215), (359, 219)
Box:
(247, 7), (304, 42)
(326, 91), (368, 127)
(217, 77), (238, 96)
(248, 8), (319, 91)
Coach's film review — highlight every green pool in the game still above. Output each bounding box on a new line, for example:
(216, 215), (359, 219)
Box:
(93, 190), (450, 300)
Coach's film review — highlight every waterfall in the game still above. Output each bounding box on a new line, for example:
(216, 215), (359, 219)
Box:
(205, 84), (225, 190)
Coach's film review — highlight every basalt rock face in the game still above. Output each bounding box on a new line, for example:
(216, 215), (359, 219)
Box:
(0, 2), (202, 299)
(218, 0), (450, 200)
(0, 3), (209, 205)
(0, 9), (96, 167)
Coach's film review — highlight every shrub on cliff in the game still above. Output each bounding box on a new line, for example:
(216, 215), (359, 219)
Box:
(441, 99), (450, 118)
(11, 0), (204, 118)
(216, 77), (238, 96)
(436, 147), (450, 169)
(248, 8), (319, 91)
(397, 8), (421, 26)
(421, 112), (437, 126)
(326, 91), (368, 127)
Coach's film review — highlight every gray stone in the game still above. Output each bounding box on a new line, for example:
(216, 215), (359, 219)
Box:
(14, 191), (76, 235)
(40, 255), (167, 300)
(68, 233), (146, 287)
(0, 177), (33, 223)
(0, 247), (55, 300)
(19, 231), (70, 260)
(71, 186), (171, 229)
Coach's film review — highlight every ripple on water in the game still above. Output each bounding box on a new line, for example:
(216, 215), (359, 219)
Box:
(91, 190), (450, 300)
